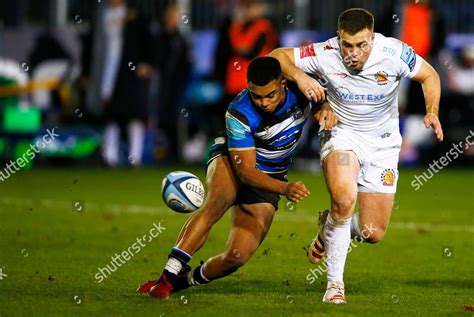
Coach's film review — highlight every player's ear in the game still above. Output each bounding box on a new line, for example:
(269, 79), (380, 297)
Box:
(281, 78), (287, 89)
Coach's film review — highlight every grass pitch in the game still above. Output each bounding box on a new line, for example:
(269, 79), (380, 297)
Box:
(0, 166), (473, 316)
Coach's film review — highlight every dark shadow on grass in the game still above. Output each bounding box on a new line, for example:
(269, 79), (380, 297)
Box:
(120, 280), (281, 301)
(172, 279), (323, 296)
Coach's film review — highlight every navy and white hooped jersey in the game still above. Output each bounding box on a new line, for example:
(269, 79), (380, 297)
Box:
(225, 82), (314, 174)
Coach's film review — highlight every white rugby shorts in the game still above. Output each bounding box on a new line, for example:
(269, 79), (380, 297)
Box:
(320, 124), (402, 194)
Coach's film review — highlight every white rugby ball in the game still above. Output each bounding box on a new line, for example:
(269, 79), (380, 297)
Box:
(161, 171), (205, 213)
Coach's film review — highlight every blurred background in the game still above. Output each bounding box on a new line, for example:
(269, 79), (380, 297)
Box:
(0, 0), (472, 171)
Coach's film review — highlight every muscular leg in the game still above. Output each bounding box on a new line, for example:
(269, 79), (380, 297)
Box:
(356, 192), (394, 243)
(143, 156), (239, 297)
(200, 202), (275, 281)
(321, 150), (359, 292)
(175, 156), (238, 255)
(323, 151), (360, 220)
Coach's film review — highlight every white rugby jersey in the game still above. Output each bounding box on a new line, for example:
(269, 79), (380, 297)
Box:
(294, 33), (423, 134)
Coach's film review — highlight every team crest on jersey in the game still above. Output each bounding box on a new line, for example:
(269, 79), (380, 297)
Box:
(300, 44), (316, 58)
(324, 44), (335, 51)
(374, 71), (388, 85)
(381, 169), (396, 186)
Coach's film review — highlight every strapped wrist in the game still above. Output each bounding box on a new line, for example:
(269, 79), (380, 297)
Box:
(426, 105), (439, 117)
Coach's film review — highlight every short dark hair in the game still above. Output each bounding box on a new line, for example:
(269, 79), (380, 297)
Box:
(338, 8), (374, 34)
(247, 57), (282, 86)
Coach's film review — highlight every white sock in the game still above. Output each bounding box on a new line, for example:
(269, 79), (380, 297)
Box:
(127, 120), (144, 166)
(324, 213), (351, 282)
(102, 123), (120, 166)
(350, 213), (366, 242)
(164, 257), (183, 276)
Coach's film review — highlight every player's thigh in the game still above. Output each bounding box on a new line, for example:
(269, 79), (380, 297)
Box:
(204, 155), (238, 212)
(358, 192), (394, 240)
(225, 202), (276, 259)
(323, 150), (360, 207)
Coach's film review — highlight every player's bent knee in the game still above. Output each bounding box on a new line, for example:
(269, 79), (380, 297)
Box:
(221, 251), (249, 270)
(331, 195), (357, 217)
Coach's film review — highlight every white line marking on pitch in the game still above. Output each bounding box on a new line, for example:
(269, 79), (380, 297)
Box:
(0, 197), (166, 215)
(1, 197), (473, 233)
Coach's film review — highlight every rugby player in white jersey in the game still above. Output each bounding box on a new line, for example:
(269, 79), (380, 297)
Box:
(270, 8), (443, 304)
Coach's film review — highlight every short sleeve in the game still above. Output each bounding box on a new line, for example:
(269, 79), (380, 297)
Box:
(294, 43), (320, 74)
(398, 42), (423, 78)
(225, 109), (255, 151)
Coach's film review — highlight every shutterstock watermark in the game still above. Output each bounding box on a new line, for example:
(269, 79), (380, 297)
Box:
(411, 130), (474, 191)
(306, 223), (377, 284)
(94, 222), (166, 283)
(0, 127), (59, 182)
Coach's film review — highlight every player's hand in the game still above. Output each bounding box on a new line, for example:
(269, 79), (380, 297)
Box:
(423, 113), (444, 142)
(314, 102), (338, 130)
(294, 71), (326, 103)
(284, 181), (310, 203)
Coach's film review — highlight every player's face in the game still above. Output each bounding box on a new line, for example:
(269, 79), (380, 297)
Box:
(338, 28), (374, 71)
(248, 78), (287, 113)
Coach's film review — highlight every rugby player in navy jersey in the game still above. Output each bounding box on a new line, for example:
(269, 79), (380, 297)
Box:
(137, 56), (338, 299)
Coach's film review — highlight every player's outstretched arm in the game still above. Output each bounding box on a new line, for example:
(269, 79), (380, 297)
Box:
(411, 59), (444, 142)
(268, 48), (303, 82)
(229, 149), (310, 203)
(269, 48), (326, 102)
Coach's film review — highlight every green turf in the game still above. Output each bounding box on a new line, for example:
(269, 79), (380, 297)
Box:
(0, 167), (473, 316)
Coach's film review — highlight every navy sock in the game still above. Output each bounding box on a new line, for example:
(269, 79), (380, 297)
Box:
(170, 247), (192, 263)
(162, 269), (178, 284)
(191, 264), (210, 285)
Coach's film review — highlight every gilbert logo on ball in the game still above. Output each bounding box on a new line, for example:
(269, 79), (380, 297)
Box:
(161, 171), (205, 213)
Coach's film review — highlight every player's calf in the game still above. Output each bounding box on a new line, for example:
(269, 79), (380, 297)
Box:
(350, 213), (387, 243)
(148, 242), (255, 297)
(199, 194), (234, 225)
(178, 206), (226, 250)
(180, 250), (251, 290)
(197, 247), (252, 282)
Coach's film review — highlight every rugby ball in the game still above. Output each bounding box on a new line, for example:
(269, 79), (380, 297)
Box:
(161, 171), (205, 213)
